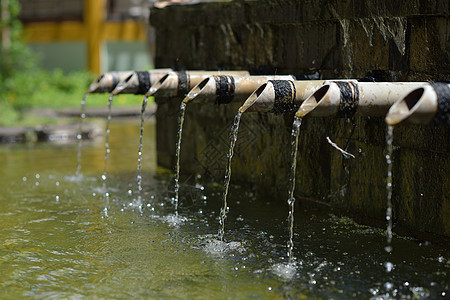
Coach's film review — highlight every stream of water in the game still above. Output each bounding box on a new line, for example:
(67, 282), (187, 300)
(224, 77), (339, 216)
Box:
(379, 124), (395, 298)
(217, 111), (242, 241)
(173, 101), (187, 212)
(136, 96), (149, 195)
(75, 93), (88, 177)
(287, 116), (302, 263)
(101, 94), (114, 190)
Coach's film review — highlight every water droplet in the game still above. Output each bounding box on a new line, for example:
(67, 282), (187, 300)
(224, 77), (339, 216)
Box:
(55, 181), (60, 186)
(442, 292), (446, 297)
(404, 281), (409, 286)
(384, 282), (393, 290)
(384, 262), (394, 272)
(105, 192), (110, 197)
(35, 174), (40, 179)
(128, 189), (133, 195)
(101, 174), (107, 181)
(55, 195), (59, 201)
(92, 192), (96, 196)
(22, 176), (27, 182)
(268, 287), (272, 291)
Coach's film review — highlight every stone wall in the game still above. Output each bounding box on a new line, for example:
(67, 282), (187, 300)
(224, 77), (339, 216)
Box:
(150, 0), (449, 239)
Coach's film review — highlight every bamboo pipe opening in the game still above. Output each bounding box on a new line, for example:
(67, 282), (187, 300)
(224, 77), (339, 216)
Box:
(87, 71), (132, 94)
(145, 73), (170, 97)
(112, 73), (134, 95)
(385, 86), (437, 125)
(238, 83), (271, 113)
(183, 77), (211, 103)
(87, 74), (105, 93)
(295, 84), (339, 118)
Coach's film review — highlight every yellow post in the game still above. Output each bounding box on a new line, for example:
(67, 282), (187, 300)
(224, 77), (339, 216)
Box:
(85, 0), (105, 75)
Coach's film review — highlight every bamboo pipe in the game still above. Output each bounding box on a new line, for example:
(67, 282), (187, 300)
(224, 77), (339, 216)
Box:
(238, 80), (328, 113)
(385, 82), (450, 125)
(87, 71), (134, 93)
(111, 69), (172, 95)
(295, 81), (427, 118)
(183, 75), (295, 104)
(145, 70), (250, 98)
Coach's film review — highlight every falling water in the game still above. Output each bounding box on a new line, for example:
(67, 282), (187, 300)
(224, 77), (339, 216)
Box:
(384, 125), (394, 270)
(287, 116), (302, 263)
(173, 101), (187, 212)
(75, 93), (88, 176)
(217, 112), (242, 241)
(101, 94), (114, 187)
(385, 125), (394, 254)
(136, 96), (149, 194)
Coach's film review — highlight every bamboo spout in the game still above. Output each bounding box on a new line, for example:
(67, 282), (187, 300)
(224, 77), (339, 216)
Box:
(385, 83), (450, 125)
(145, 70), (250, 98)
(295, 81), (426, 118)
(239, 80), (327, 113)
(111, 69), (172, 95)
(87, 71), (134, 93)
(183, 75), (294, 104)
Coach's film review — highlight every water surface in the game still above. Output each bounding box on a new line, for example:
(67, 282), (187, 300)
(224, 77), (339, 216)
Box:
(0, 119), (448, 299)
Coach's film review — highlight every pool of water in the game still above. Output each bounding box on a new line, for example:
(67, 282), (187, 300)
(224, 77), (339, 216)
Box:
(0, 119), (448, 299)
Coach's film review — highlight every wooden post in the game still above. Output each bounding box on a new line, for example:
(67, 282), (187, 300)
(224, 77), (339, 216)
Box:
(85, 0), (104, 75)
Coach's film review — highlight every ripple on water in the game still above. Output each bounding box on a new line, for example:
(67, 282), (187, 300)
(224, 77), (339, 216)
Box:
(200, 237), (245, 256)
(63, 174), (84, 183)
(161, 214), (188, 227)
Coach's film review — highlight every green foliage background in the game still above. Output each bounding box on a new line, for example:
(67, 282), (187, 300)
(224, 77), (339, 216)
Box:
(0, 0), (143, 126)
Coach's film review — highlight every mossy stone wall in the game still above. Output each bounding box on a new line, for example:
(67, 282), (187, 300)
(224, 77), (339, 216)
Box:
(151, 0), (449, 239)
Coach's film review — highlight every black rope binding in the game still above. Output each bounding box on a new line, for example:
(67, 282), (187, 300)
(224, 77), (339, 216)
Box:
(430, 82), (450, 125)
(135, 71), (151, 95)
(270, 80), (296, 114)
(215, 75), (235, 104)
(334, 81), (359, 118)
(177, 70), (189, 97)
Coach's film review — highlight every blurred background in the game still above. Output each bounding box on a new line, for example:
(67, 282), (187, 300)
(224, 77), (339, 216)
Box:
(19, 0), (155, 74)
(0, 0), (159, 126)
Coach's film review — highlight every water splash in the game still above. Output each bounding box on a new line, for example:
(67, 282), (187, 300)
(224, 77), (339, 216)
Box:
(272, 262), (298, 281)
(217, 112), (242, 241)
(136, 96), (148, 195)
(173, 101), (187, 212)
(287, 116), (302, 263)
(75, 93), (88, 177)
(101, 94), (114, 187)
